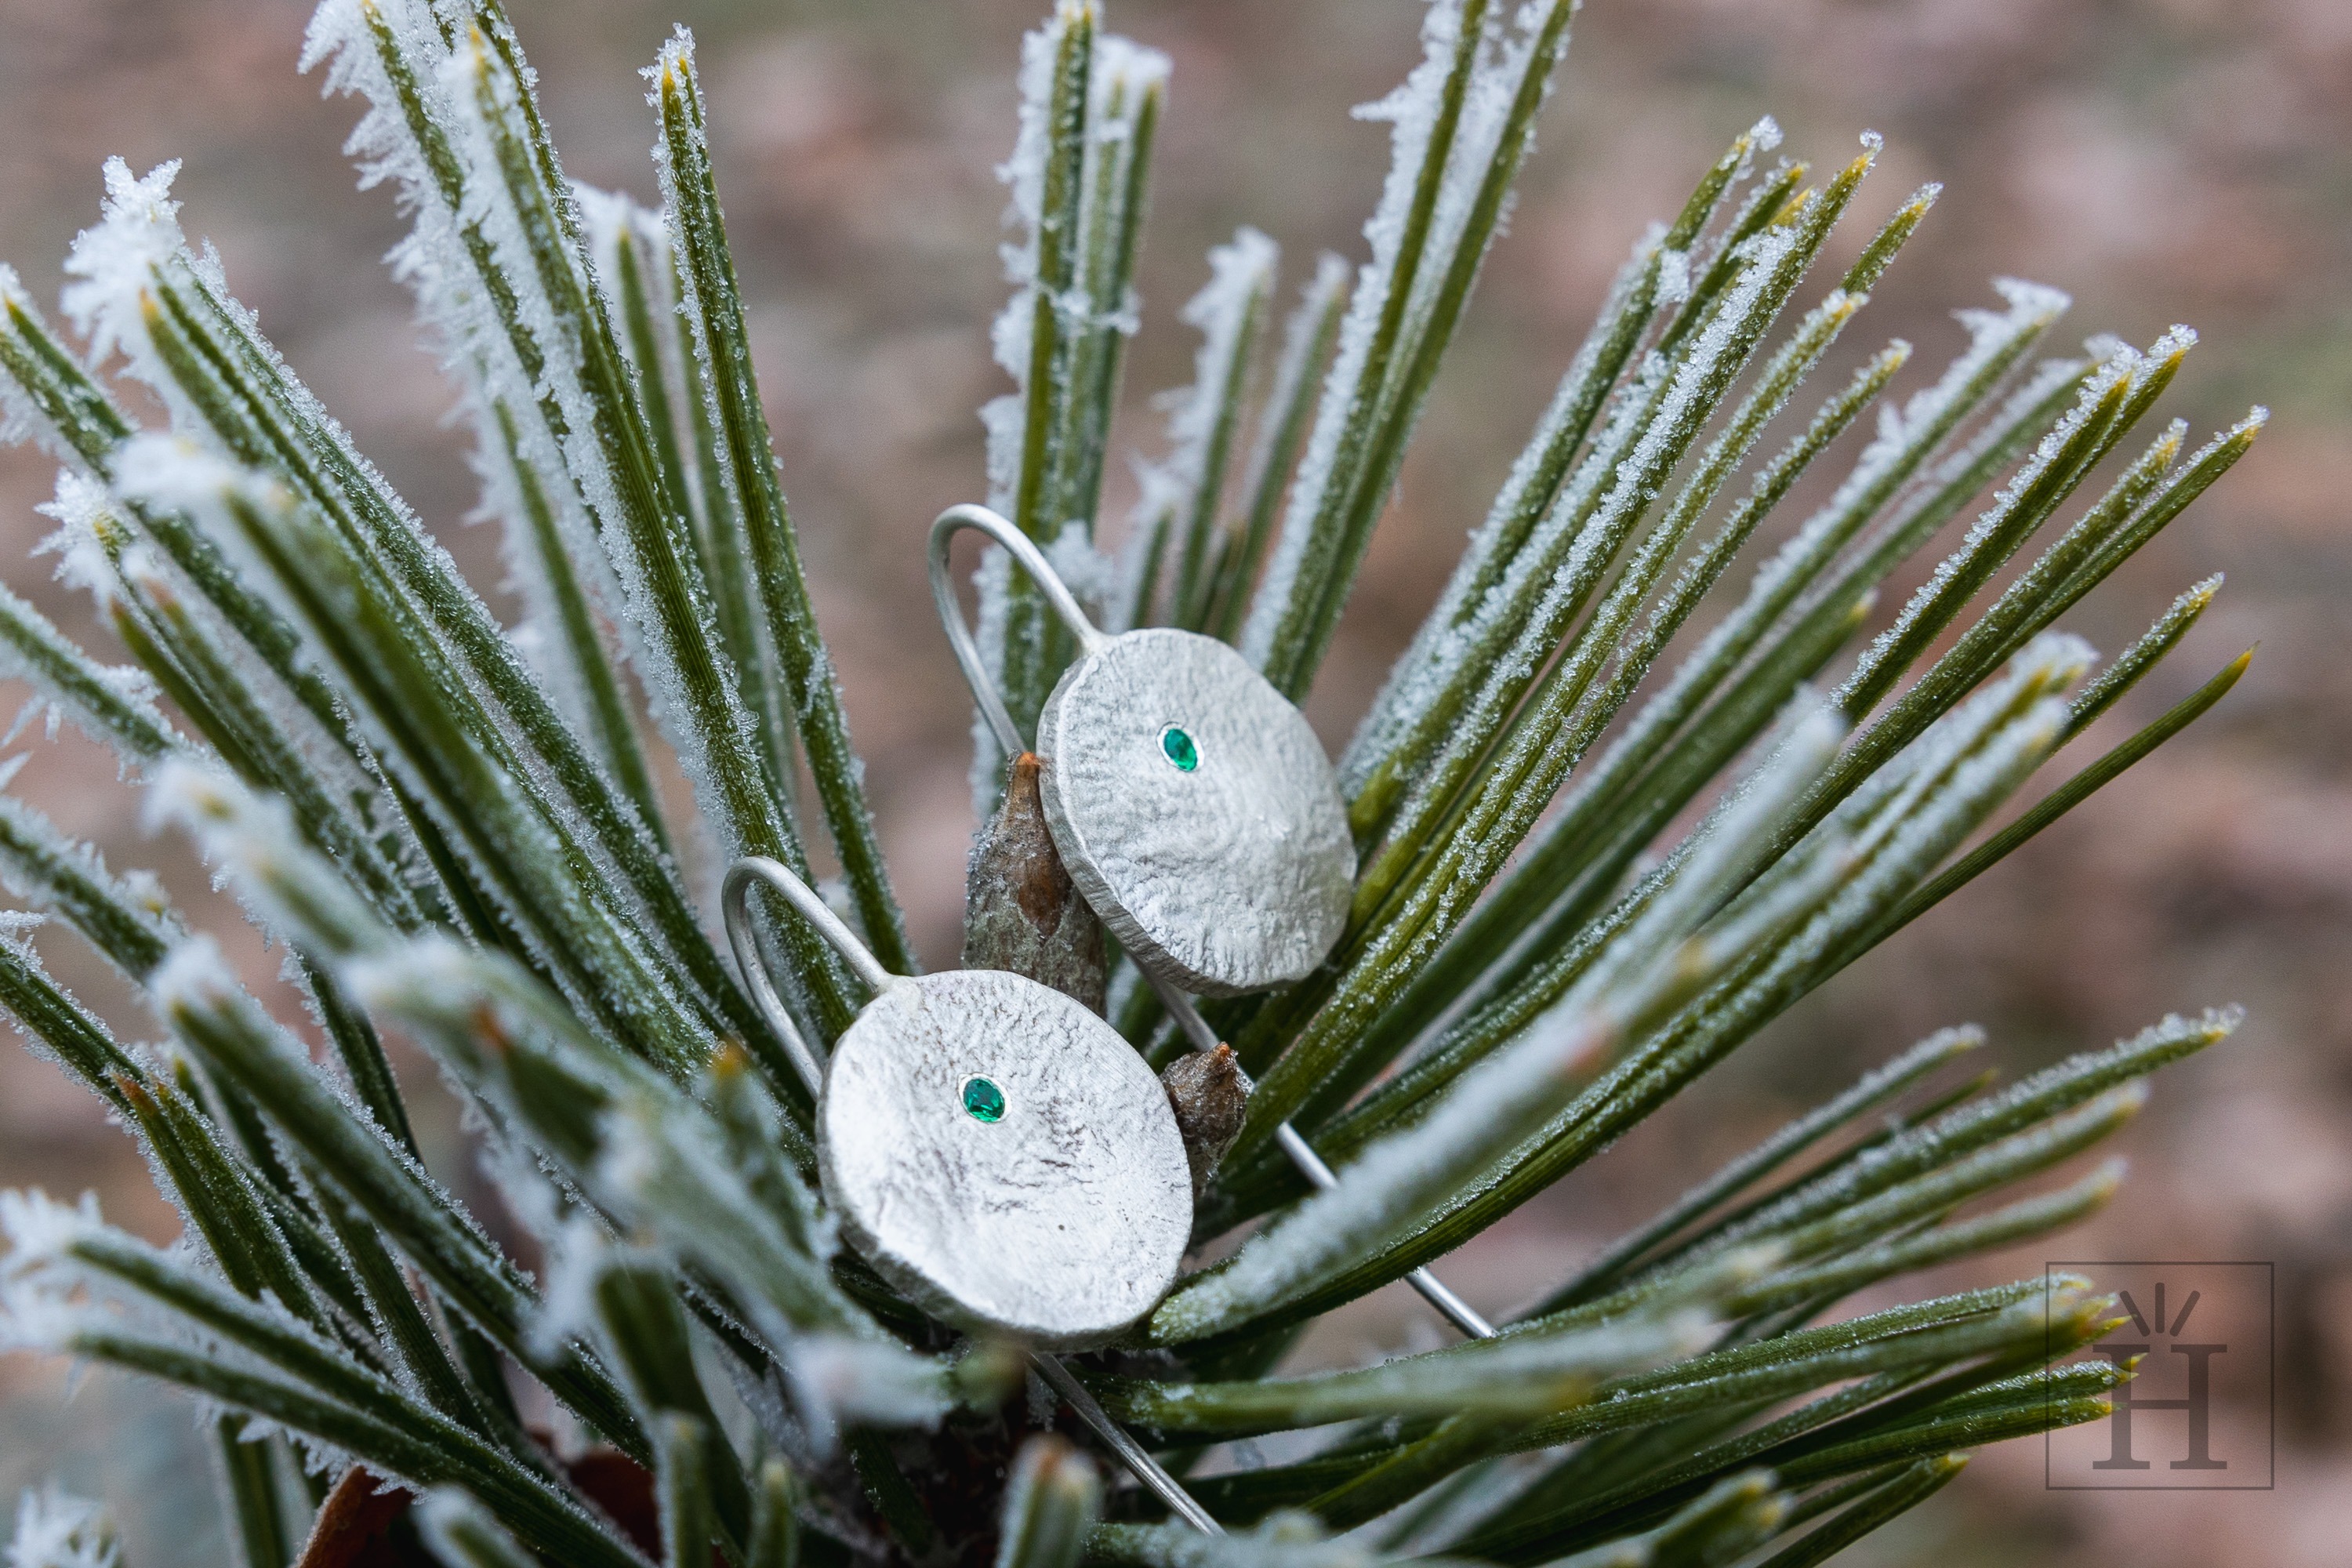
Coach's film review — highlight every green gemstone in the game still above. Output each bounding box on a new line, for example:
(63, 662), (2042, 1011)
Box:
(1160, 725), (1200, 771)
(962, 1076), (1006, 1123)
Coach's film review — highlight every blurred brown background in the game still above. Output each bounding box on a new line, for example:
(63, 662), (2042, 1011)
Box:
(0, 0), (2345, 1563)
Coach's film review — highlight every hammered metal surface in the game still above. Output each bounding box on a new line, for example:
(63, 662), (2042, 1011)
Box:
(818, 970), (1192, 1348)
(1036, 628), (1352, 996)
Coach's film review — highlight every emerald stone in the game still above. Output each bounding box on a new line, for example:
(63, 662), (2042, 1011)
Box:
(962, 1076), (1006, 1123)
(1160, 724), (1200, 771)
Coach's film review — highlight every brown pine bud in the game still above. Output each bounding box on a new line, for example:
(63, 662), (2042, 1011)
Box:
(963, 752), (1107, 1013)
(1160, 1044), (1247, 1198)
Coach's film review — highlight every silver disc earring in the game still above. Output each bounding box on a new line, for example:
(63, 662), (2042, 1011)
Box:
(718, 858), (1190, 1351)
(928, 503), (1352, 998)
(721, 858), (1221, 1534)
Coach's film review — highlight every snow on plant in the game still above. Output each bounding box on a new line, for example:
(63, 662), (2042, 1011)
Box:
(0, 0), (2263, 1565)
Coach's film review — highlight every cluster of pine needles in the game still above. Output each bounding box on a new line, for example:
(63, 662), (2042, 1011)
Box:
(0, 2), (2261, 1567)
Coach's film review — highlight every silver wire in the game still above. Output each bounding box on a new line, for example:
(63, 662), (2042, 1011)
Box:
(1147, 977), (1497, 1341)
(1031, 1352), (1224, 1535)
(927, 503), (1109, 759)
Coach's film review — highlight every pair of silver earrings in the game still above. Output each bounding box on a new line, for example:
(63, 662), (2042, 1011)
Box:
(721, 503), (1490, 1531)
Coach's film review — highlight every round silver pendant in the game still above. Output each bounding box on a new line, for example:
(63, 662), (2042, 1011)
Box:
(816, 968), (1192, 1349)
(1034, 627), (1352, 996)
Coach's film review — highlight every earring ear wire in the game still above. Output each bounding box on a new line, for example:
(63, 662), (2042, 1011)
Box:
(928, 503), (1107, 758)
(720, 855), (886, 1096)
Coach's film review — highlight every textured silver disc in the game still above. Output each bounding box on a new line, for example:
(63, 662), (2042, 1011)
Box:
(817, 969), (1192, 1348)
(1035, 627), (1352, 996)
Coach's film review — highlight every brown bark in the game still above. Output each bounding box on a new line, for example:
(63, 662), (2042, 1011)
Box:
(1160, 1044), (1248, 1198)
(963, 753), (1106, 1013)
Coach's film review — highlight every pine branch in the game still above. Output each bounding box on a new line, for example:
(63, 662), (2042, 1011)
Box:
(0, 3), (2265, 1564)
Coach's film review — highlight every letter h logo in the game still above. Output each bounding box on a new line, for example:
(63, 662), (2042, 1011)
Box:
(2092, 1279), (2227, 1471)
(2045, 1261), (2273, 1491)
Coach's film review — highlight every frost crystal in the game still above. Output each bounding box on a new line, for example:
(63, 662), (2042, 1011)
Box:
(5, 1488), (118, 1568)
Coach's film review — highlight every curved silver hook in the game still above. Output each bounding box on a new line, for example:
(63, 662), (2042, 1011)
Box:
(721, 855), (895, 1098)
(927, 503), (1109, 759)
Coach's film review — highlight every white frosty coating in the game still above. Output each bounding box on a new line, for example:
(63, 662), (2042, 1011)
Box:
(1788, 633), (2092, 900)
(305, 0), (645, 754)
(0, 1189), (105, 1285)
(1234, 249), (1351, 523)
(315, 3), (752, 942)
(987, 18), (1169, 395)
(1081, 35), (1171, 332)
(0, 577), (172, 765)
(74, 158), (664, 983)
(147, 932), (252, 1016)
(2, 1192), (373, 1468)
(989, 2), (1079, 382)
(5, 1486), (118, 1568)
(1152, 1308), (1715, 1425)
(1653, 247), (1691, 305)
(1402, 0), (1566, 323)
(1362, 197), (1816, 811)
(1342, 226), (1663, 788)
(1539, 281), (2078, 846)
(971, 15), (1167, 808)
(107, 439), (320, 665)
(1240, 0), (1468, 668)
(1837, 329), (2138, 712)
(575, 185), (715, 535)
(339, 931), (837, 1353)
(0, 1191), (193, 1367)
(1127, 227), (1279, 623)
(146, 757), (384, 962)
(60, 160), (186, 382)
(1550, 694), (1842, 1022)
(1748, 713), (2071, 1067)
(976, 2), (1056, 797)
(1370, 223), (1802, 847)
(1439, 285), (1868, 857)
(1241, 0), (1573, 673)
(109, 433), (271, 517)
(34, 471), (128, 607)
(526, 1211), (633, 1359)
(1699, 1010), (2231, 1262)
(0, 787), (184, 970)
(65, 126), (639, 885)
(1644, 669), (2084, 1160)
(118, 431), (683, 1036)
(0, 269), (78, 464)
(1044, 520), (1116, 616)
(580, 1086), (856, 1356)
(1820, 281), (2071, 559)
(573, 183), (667, 325)
(785, 1333), (954, 1449)
(648, 30), (895, 887)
